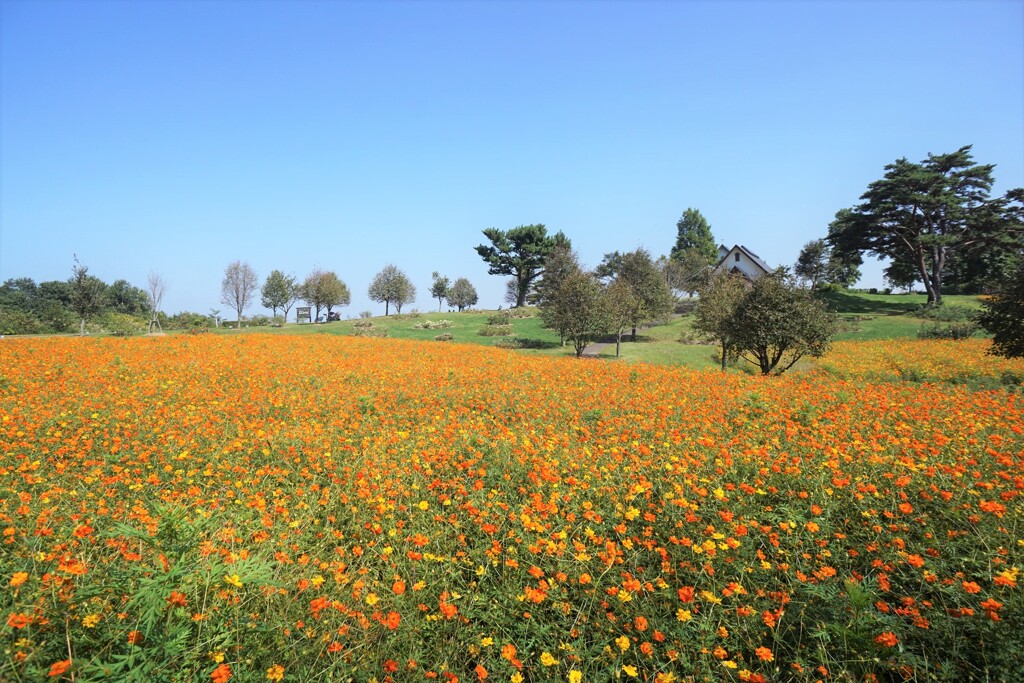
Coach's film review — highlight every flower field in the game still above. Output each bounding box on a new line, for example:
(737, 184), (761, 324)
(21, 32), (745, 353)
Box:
(2, 335), (1022, 682)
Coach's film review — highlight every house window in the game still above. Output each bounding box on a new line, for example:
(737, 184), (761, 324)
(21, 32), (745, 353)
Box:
(734, 253), (740, 262)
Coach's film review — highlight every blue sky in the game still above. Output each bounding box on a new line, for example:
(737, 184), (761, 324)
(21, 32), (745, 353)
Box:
(2, 0), (1022, 317)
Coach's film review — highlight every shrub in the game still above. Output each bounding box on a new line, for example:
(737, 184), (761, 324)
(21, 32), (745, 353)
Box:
(917, 304), (978, 323)
(434, 333), (454, 342)
(99, 312), (146, 337)
(359, 310), (373, 319)
(353, 319), (375, 329)
(165, 311), (211, 330)
(917, 322), (978, 340)
(0, 309), (44, 335)
(414, 320), (453, 330)
(478, 324), (514, 337)
(247, 314), (272, 327)
(507, 306), (537, 319)
(487, 311), (512, 326)
(353, 327), (387, 338)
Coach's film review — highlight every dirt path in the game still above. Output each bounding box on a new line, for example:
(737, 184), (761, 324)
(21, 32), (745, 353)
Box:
(582, 341), (612, 357)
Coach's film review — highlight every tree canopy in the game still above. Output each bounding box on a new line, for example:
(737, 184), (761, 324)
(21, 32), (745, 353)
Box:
(475, 225), (565, 307)
(447, 278), (478, 312)
(694, 270), (837, 374)
(978, 262), (1024, 358)
(539, 269), (608, 358)
(368, 265), (416, 315)
(430, 272), (450, 311)
(70, 258), (106, 335)
(596, 248), (673, 341)
(262, 270), (297, 319)
(302, 269), (350, 320)
(827, 146), (1023, 305)
(221, 261), (258, 328)
(670, 208), (717, 265)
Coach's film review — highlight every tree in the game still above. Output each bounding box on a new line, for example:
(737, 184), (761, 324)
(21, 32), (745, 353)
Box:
(430, 272), (450, 311)
(693, 271), (749, 371)
(107, 279), (149, 315)
(368, 265), (415, 315)
(475, 224), (562, 307)
(978, 262), (1024, 358)
(884, 256), (919, 293)
(302, 269), (350, 321)
(827, 146), (1024, 305)
(539, 269), (608, 357)
(717, 270), (838, 375)
(69, 256), (105, 335)
(221, 260), (258, 328)
(660, 250), (711, 298)
(596, 248), (673, 341)
(447, 278), (478, 312)
(604, 277), (638, 357)
(670, 208), (717, 265)
(262, 270), (297, 320)
(147, 272), (167, 333)
(534, 243), (582, 345)
(794, 239), (829, 288)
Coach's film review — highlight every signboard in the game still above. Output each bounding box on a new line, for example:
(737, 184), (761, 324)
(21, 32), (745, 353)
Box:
(296, 307), (312, 324)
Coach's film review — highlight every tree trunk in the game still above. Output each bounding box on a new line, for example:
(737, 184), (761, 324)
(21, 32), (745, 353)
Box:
(385, 301), (390, 316)
(720, 340), (727, 371)
(80, 318), (86, 336)
(631, 325), (637, 342)
(616, 331), (621, 357)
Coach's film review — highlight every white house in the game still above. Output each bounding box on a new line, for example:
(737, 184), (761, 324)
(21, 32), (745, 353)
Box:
(714, 244), (772, 281)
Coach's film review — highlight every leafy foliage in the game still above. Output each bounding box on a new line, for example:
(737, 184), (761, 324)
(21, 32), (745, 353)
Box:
(70, 257), (106, 334)
(669, 208), (717, 265)
(978, 263), (1024, 358)
(447, 278), (478, 312)
(429, 272), (450, 311)
(220, 260), (258, 328)
(301, 269), (350, 321)
(368, 264), (416, 315)
(261, 270), (297, 319)
(539, 269), (608, 357)
(475, 225), (563, 307)
(827, 146), (1024, 304)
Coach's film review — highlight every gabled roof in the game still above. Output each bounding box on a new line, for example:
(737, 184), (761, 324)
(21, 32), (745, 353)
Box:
(715, 244), (772, 274)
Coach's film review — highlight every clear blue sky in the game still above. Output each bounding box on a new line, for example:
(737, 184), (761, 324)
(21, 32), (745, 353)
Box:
(2, 0), (1022, 316)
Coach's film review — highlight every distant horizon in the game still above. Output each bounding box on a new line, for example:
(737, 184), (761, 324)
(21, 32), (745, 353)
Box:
(2, 1), (1021, 316)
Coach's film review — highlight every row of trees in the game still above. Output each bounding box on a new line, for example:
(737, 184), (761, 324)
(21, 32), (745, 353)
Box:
(0, 259), (166, 335)
(219, 263), (482, 327)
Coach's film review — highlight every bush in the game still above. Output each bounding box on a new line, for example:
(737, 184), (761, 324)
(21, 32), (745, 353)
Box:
(487, 311), (512, 326)
(434, 333), (454, 342)
(917, 304), (978, 322)
(392, 310), (421, 320)
(165, 311), (211, 330)
(352, 326), (387, 338)
(99, 312), (146, 337)
(359, 310), (373, 319)
(0, 309), (44, 335)
(353, 319), (375, 329)
(507, 306), (537, 319)
(247, 314), (272, 327)
(917, 322), (978, 340)
(414, 320), (453, 330)
(478, 324), (514, 337)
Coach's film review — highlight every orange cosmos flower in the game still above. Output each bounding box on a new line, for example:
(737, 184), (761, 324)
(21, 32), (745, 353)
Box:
(874, 632), (899, 647)
(210, 663), (232, 683)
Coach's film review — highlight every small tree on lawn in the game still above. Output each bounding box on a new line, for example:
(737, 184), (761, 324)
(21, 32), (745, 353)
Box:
(540, 270), (608, 358)
(262, 270), (297, 321)
(368, 265), (416, 315)
(693, 270), (748, 370)
(724, 270), (838, 375)
(605, 277), (638, 357)
(147, 271), (167, 333)
(221, 260), (258, 329)
(978, 263), (1024, 358)
(430, 272), (450, 311)
(69, 256), (105, 335)
(447, 278), (478, 312)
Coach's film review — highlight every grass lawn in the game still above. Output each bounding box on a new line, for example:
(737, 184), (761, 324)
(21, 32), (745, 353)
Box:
(207, 290), (990, 370)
